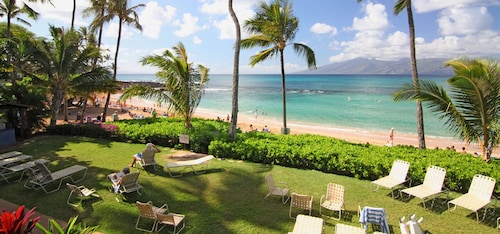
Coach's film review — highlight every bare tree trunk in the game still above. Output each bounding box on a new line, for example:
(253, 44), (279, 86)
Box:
(228, 0), (241, 139)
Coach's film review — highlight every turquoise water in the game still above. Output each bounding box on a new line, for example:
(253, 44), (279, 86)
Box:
(117, 74), (453, 137)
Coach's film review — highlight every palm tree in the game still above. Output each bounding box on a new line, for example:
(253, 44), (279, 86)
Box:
(228, 0), (241, 139)
(29, 26), (115, 126)
(99, 0), (144, 122)
(392, 58), (500, 161)
(0, 0), (53, 38)
(119, 42), (209, 128)
(241, 0), (316, 134)
(357, 0), (425, 148)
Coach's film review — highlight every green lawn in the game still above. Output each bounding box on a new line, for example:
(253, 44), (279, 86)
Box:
(1, 135), (499, 233)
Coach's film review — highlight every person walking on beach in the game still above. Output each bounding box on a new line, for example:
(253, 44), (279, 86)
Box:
(387, 127), (395, 146)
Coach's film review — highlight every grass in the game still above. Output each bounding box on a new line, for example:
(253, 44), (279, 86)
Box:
(1, 135), (499, 233)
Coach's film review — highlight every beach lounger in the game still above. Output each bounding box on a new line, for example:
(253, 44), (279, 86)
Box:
(371, 159), (411, 198)
(400, 165), (447, 209)
(24, 162), (88, 194)
(137, 148), (158, 171)
(136, 201), (185, 233)
(0, 154), (33, 167)
(0, 159), (50, 183)
(165, 155), (215, 177)
(0, 151), (22, 160)
(66, 183), (100, 207)
(448, 174), (496, 222)
(290, 214), (323, 234)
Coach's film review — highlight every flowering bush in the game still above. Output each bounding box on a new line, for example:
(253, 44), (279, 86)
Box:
(0, 205), (40, 234)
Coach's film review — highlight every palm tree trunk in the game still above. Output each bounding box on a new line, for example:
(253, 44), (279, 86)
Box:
(228, 0), (241, 139)
(280, 49), (288, 134)
(103, 18), (123, 122)
(406, 0), (425, 148)
(71, 0), (76, 29)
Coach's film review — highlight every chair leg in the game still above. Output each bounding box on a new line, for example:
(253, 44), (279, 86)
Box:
(135, 216), (155, 232)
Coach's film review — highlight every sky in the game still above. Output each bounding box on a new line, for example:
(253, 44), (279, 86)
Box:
(6, 0), (500, 74)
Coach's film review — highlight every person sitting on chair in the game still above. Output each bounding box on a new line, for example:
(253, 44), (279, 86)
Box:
(129, 143), (161, 167)
(109, 167), (130, 194)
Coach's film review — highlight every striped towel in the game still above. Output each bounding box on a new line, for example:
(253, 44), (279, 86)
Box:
(359, 206), (390, 233)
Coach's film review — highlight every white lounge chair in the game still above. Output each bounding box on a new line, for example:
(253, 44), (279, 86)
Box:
(24, 162), (88, 194)
(371, 159), (411, 198)
(165, 155), (215, 177)
(400, 165), (447, 209)
(264, 174), (290, 204)
(0, 151), (22, 160)
(448, 174), (496, 222)
(290, 214), (323, 234)
(320, 183), (345, 220)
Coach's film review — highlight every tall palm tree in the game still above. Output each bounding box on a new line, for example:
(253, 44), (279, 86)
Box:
(100, 0), (144, 122)
(392, 58), (500, 161)
(29, 26), (115, 126)
(241, 0), (316, 134)
(119, 42), (209, 128)
(0, 0), (53, 38)
(357, 0), (425, 148)
(228, 0), (241, 139)
(71, 0), (76, 29)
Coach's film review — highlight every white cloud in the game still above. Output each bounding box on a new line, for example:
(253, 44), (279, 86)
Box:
(193, 36), (202, 44)
(209, 0), (257, 40)
(412, 0), (491, 13)
(140, 2), (176, 39)
(173, 13), (203, 37)
(437, 6), (493, 35)
(31, 0), (91, 28)
(351, 3), (389, 31)
(310, 23), (338, 36)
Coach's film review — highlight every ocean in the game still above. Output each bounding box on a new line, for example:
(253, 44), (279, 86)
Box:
(117, 74), (454, 138)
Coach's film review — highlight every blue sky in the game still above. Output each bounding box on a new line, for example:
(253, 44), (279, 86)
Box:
(10, 0), (500, 74)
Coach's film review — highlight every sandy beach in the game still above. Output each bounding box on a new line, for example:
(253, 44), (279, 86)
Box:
(61, 93), (485, 155)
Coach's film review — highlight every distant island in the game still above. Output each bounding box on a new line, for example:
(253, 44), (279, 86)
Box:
(295, 58), (454, 76)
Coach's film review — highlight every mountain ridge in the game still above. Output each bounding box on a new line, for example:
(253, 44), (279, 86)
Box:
(295, 58), (454, 76)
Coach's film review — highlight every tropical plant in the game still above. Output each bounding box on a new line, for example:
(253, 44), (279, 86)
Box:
(28, 26), (115, 126)
(0, 205), (40, 234)
(119, 42), (209, 128)
(392, 58), (500, 160)
(357, 0), (425, 148)
(0, 0), (53, 38)
(97, 0), (144, 122)
(36, 216), (99, 234)
(241, 0), (316, 134)
(228, 0), (241, 139)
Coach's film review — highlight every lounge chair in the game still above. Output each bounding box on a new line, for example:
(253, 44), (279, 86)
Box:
(109, 171), (142, 195)
(320, 183), (345, 220)
(0, 151), (22, 160)
(400, 165), (447, 209)
(138, 148), (158, 171)
(165, 155), (215, 177)
(66, 183), (100, 207)
(289, 193), (313, 219)
(335, 223), (366, 234)
(264, 174), (290, 204)
(136, 201), (185, 233)
(447, 174), (496, 222)
(371, 159), (411, 198)
(24, 162), (88, 194)
(290, 214), (323, 234)
(0, 159), (49, 183)
(358, 206), (390, 234)
(0, 154), (33, 167)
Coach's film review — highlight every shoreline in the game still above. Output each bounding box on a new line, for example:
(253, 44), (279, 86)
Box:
(62, 93), (485, 155)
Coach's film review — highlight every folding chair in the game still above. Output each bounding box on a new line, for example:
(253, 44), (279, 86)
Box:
(320, 183), (345, 220)
(66, 183), (100, 207)
(400, 165), (447, 209)
(371, 159), (411, 198)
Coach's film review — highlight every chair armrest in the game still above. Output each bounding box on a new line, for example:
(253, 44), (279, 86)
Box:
(320, 195), (326, 203)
